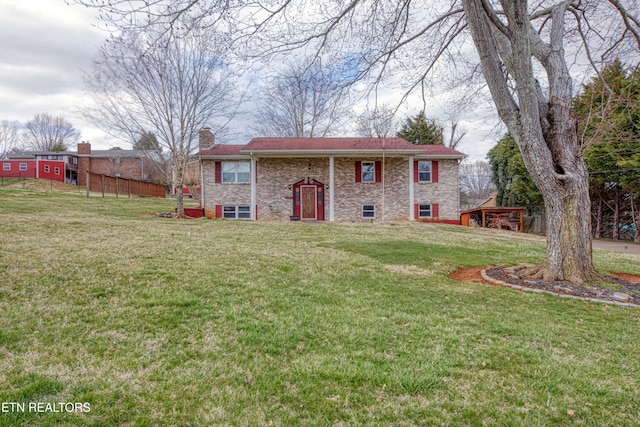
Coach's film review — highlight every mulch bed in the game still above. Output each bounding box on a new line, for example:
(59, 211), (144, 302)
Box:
(451, 266), (640, 307)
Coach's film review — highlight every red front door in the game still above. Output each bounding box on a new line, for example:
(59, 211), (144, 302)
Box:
(301, 185), (317, 220)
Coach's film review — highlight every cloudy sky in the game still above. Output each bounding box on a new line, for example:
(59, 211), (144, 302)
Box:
(0, 0), (118, 148)
(0, 0), (497, 159)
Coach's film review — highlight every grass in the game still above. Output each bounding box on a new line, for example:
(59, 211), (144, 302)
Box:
(1, 186), (639, 426)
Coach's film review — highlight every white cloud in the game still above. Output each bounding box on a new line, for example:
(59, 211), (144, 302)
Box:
(0, 0), (116, 148)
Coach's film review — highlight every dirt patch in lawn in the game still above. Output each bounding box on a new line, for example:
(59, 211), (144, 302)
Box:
(450, 266), (495, 286)
(609, 271), (640, 284)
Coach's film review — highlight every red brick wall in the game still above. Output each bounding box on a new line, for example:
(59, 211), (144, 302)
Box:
(85, 157), (145, 180)
(77, 149), (146, 187)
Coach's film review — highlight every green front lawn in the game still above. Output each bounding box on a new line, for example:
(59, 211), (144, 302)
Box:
(1, 188), (639, 426)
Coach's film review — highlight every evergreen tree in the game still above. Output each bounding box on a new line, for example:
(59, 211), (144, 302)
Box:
(134, 131), (162, 152)
(574, 59), (640, 240)
(396, 111), (443, 145)
(487, 134), (543, 214)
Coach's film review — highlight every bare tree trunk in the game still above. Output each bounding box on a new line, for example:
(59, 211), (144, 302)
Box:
(631, 195), (640, 243)
(594, 196), (603, 239)
(612, 194), (620, 240)
(174, 162), (186, 218)
(538, 161), (596, 283)
(176, 186), (185, 218)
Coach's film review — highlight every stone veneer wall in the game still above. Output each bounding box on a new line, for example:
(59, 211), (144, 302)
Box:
(201, 160), (251, 216)
(256, 158), (330, 220)
(413, 159), (460, 220)
(333, 157), (408, 221)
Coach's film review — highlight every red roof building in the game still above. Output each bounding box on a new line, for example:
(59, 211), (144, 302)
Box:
(196, 129), (466, 222)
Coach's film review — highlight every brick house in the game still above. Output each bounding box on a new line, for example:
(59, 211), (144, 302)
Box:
(76, 142), (157, 186)
(196, 129), (465, 222)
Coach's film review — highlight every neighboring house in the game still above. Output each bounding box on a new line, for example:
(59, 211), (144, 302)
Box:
(1, 143), (158, 186)
(196, 129), (466, 222)
(2, 152), (76, 183)
(77, 142), (156, 186)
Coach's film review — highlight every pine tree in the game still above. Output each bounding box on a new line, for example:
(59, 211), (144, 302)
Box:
(396, 111), (443, 145)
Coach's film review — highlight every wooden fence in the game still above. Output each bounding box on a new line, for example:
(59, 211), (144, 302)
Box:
(86, 172), (166, 198)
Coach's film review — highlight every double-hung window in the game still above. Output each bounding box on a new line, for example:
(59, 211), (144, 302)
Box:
(20, 163), (27, 171)
(418, 161), (432, 182)
(361, 161), (375, 182)
(3, 163), (10, 171)
(222, 161), (250, 183)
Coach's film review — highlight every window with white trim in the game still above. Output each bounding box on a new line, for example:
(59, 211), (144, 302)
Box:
(418, 204), (432, 218)
(20, 163), (27, 170)
(362, 204), (376, 219)
(361, 161), (375, 182)
(222, 161), (250, 183)
(44, 165), (50, 173)
(418, 161), (432, 182)
(223, 205), (250, 219)
(54, 167), (61, 175)
(3, 163), (10, 171)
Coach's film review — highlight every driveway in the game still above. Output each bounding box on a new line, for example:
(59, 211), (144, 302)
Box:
(593, 239), (640, 255)
(468, 229), (640, 255)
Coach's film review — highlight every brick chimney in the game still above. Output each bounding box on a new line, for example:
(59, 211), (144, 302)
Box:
(199, 128), (215, 151)
(78, 141), (92, 155)
(77, 141), (91, 186)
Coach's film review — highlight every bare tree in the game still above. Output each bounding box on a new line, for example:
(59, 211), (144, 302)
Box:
(22, 113), (80, 152)
(0, 120), (22, 159)
(71, 0), (640, 283)
(459, 159), (496, 210)
(81, 20), (241, 217)
(355, 104), (398, 138)
(252, 61), (352, 137)
(447, 122), (466, 151)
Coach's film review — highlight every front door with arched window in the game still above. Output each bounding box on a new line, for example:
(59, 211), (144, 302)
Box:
(293, 179), (324, 221)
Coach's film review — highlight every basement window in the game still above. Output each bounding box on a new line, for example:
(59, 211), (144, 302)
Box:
(418, 204), (432, 218)
(362, 204), (376, 219)
(223, 205), (250, 219)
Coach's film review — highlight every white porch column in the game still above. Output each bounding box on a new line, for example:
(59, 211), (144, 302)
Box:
(329, 156), (335, 221)
(409, 157), (415, 220)
(199, 160), (205, 209)
(250, 156), (257, 220)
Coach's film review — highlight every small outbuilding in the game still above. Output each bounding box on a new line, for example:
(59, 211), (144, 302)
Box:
(460, 206), (526, 232)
